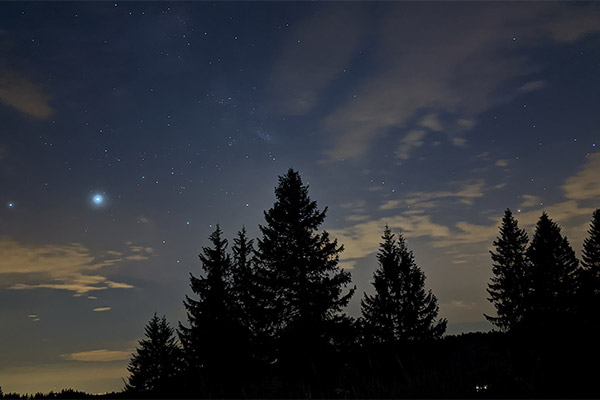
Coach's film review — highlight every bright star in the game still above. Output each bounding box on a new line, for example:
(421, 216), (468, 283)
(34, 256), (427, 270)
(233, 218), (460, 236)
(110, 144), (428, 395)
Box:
(8, 202), (14, 208)
(92, 194), (103, 205)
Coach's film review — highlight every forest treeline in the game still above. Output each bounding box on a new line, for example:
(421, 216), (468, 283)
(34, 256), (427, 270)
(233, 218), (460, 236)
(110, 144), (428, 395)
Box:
(2, 169), (599, 398)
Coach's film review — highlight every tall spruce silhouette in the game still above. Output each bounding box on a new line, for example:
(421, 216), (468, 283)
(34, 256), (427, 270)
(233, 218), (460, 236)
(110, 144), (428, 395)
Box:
(361, 225), (446, 343)
(230, 227), (266, 361)
(178, 225), (242, 394)
(485, 209), (530, 331)
(256, 169), (355, 365)
(579, 209), (600, 329)
(526, 212), (579, 327)
(126, 313), (182, 395)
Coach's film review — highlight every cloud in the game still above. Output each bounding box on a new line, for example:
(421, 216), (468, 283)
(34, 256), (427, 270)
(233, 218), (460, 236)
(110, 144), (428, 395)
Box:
(444, 300), (477, 310)
(542, 5), (600, 42)
(0, 31), (54, 119)
(318, 3), (600, 161)
(0, 238), (148, 295)
(379, 200), (403, 211)
(379, 181), (487, 212)
(561, 153), (600, 201)
(0, 66), (54, 119)
(331, 214), (452, 269)
(452, 137), (467, 147)
(457, 119), (475, 129)
(125, 254), (149, 261)
(396, 130), (426, 161)
(61, 349), (130, 362)
(334, 180), (502, 266)
(418, 113), (443, 132)
(346, 214), (369, 222)
(124, 244), (154, 261)
(266, 4), (365, 115)
(520, 194), (542, 208)
(495, 159), (509, 167)
(520, 80), (546, 93)
(339, 200), (367, 209)
(380, 181), (487, 211)
(431, 221), (500, 248)
(93, 307), (111, 312)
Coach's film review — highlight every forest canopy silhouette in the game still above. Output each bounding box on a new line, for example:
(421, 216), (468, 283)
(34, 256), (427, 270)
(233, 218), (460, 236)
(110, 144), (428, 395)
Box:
(3, 169), (600, 399)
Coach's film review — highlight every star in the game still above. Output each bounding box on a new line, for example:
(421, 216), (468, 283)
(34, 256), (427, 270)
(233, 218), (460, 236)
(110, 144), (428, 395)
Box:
(92, 194), (104, 205)
(7, 202), (15, 208)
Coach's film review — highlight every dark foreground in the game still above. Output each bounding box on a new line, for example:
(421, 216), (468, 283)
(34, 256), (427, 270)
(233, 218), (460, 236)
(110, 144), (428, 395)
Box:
(2, 329), (598, 399)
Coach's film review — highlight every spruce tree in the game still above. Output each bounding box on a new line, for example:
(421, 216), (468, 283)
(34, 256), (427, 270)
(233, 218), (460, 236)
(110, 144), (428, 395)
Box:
(485, 209), (530, 331)
(361, 225), (446, 343)
(127, 313), (182, 395)
(579, 209), (600, 328)
(178, 225), (237, 393)
(231, 227), (257, 331)
(230, 227), (265, 359)
(526, 212), (579, 327)
(256, 168), (355, 360)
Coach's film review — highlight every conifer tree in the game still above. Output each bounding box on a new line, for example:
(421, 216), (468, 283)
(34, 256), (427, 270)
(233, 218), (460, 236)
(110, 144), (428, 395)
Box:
(361, 225), (446, 343)
(485, 209), (530, 331)
(579, 209), (600, 328)
(230, 226), (270, 362)
(526, 212), (579, 326)
(231, 227), (257, 333)
(178, 225), (235, 382)
(127, 313), (182, 395)
(256, 169), (355, 357)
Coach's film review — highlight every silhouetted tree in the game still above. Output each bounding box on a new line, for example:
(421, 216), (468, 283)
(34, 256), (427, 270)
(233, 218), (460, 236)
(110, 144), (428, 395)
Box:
(231, 227), (257, 336)
(177, 225), (253, 396)
(126, 313), (182, 395)
(526, 212), (579, 327)
(361, 225), (446, 343)
(578, 209), (600, 329)
(230, 227), (274, 364)
(178, 225), (238, 394)
(255, 168), (355, 383)
(485, 209), (530, 331)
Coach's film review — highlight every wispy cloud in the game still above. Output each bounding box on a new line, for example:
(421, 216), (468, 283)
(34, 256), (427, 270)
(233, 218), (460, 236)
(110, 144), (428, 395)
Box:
(266, 4), (365, 115)
(309, 3), (600, 161)
(520, 194), (542, 208)
(0, 67), (54, 119)
(0, 238), (150, 295)
(561, 153), (600, 201)
(61, 349), (130, 362)
(335, 153), (600, 270)
(331, 214), (451, 269)
(93, 307), (111, 312)
(418, 113), (443, 132)
(520, 80), (546, 93)
(379, 181), (487, 211)
(396, 130), (426, 161)
(0, 32), (54, 119)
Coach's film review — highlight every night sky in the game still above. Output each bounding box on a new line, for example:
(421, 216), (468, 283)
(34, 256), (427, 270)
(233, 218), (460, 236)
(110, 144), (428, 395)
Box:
(1, 1), (600, 394)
